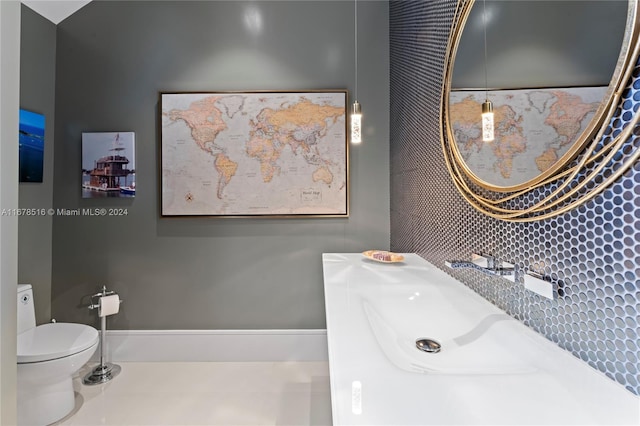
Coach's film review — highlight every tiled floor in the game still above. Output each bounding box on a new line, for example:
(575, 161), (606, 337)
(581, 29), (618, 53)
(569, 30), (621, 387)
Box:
(55, 362), (332, 426)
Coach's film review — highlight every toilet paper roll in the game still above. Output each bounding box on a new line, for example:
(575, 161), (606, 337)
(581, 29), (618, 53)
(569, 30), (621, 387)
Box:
(98, 294), (120, 317)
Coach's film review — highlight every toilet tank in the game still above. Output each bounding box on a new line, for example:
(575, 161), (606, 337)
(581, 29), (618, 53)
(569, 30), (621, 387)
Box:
(17, 284), (36, 334)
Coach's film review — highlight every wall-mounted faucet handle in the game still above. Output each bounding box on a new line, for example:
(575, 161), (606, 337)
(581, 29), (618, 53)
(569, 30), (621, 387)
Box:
(525, 268), (544, 280)
(471, 253), (493, 268)
(523, 269), (555, 300)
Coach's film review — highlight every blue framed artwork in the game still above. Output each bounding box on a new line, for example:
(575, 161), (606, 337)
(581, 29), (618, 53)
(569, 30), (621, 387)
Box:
(19, 109), (45, 183)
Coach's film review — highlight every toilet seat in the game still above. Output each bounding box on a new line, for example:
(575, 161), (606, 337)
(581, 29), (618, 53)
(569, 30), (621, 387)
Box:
(18, 323), (99, 364)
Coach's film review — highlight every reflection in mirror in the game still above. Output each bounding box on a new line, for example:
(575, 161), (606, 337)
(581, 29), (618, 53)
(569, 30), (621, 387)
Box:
(448, 0), (628, 190)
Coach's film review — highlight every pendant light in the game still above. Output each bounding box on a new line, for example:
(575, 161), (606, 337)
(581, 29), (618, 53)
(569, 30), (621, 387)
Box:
(482, 100), (494, 142)
(481, 0), (494, 142)
(351, 0), (362, 144)
(352, 101), (362, 144)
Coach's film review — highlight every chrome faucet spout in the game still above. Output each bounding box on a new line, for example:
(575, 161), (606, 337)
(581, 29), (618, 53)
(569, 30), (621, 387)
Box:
(445, 259), (518, 278)
(445, 260), (485, 272)
(491, 266), (516, 276)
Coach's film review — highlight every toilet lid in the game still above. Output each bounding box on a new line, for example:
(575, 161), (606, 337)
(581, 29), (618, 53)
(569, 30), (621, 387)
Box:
(18, 323), (99, 364)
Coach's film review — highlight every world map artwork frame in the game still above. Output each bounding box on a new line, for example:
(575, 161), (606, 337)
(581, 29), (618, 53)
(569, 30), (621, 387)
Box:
(159, 91), (349, 218)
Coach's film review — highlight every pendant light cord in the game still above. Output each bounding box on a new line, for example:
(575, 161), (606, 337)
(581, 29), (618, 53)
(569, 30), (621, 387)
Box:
(483, 0), (488, 100)
(355, 0), (358, 100)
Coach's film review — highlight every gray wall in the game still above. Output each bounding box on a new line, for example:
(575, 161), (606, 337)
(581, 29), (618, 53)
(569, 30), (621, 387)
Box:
(452, 0), (627, 89)
(52, 1), (390, 329)
(19, 5), (57, 325)
(390, 0), (639, 395)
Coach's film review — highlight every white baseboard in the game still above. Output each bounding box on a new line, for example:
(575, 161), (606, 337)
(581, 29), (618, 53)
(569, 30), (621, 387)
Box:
(91, 329), (328, 363)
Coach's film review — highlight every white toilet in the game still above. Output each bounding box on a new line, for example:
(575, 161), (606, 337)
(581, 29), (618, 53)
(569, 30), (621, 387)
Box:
(17, 284), (99, 426)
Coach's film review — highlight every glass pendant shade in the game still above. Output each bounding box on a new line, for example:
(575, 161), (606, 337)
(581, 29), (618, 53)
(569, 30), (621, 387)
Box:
(481, 100), (494, 142)
(351, 100), (362, 144)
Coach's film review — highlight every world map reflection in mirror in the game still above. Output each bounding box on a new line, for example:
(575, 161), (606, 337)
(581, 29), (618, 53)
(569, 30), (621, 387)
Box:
(449, 86), (605, 188)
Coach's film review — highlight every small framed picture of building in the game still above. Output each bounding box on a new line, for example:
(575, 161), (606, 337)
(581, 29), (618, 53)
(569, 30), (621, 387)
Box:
(82, 132), (136, 198)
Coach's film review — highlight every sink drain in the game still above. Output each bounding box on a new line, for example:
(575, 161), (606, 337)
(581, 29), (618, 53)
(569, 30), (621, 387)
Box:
(416, 338), (441, 353)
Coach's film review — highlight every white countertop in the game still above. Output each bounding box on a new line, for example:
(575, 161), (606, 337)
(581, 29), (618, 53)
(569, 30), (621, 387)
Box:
(322, 253), (640, 425)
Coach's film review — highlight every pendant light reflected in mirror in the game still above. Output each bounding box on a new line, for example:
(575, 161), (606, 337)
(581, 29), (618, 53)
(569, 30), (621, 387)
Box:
(481, 0), (494, 142)
(482, 99), (494, 142)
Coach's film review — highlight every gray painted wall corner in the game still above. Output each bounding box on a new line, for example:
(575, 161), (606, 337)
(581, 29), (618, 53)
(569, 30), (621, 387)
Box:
(19, 5), (57, 324)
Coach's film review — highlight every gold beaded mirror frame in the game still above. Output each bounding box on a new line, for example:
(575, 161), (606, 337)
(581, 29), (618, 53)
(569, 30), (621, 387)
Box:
(441, 0), (640, 222)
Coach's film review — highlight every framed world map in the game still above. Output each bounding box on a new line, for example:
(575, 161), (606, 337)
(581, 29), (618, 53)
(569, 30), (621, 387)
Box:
(160, 91), (348, 217)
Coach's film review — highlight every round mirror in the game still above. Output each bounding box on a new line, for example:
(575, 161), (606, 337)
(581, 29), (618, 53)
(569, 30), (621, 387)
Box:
(441, 0), (640, 220)
(448, 0), (629, 191)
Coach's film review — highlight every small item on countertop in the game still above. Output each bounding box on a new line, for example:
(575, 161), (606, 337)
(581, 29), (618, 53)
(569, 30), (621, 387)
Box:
(373, 251), (392, 262)
(362, 250), (405, 263)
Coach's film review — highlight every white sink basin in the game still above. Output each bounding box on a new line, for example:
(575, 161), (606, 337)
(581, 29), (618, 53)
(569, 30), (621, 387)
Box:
(362, 291), (535, 374)
(323, 253), (640, 425)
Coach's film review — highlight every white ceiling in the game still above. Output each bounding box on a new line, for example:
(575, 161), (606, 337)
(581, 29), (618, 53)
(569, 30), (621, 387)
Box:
(21, 0), (92, 25)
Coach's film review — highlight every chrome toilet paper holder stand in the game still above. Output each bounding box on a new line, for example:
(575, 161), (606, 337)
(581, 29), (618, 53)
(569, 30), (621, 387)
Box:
(83, 285), (123, 385)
